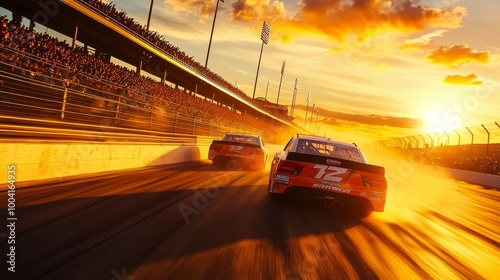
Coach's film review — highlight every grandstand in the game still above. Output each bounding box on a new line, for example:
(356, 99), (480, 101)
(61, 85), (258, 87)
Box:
(0, 0), (303, 142)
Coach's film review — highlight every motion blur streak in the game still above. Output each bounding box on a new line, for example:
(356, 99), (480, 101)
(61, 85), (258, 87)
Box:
(0, 159), (498, 279)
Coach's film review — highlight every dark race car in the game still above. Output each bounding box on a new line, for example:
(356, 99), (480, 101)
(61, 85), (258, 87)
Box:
(209, 132), (268, 170)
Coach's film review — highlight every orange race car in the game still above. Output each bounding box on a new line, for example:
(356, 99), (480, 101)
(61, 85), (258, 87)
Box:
(209, 133), (268, 170)
(268, 134), (387, 212)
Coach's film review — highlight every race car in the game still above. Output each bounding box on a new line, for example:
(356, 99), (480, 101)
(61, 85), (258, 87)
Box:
(209, 132), (268, 170)
(268, 134), (387, 212)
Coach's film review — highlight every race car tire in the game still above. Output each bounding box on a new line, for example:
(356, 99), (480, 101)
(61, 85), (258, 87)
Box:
(212, 158), (222, 169)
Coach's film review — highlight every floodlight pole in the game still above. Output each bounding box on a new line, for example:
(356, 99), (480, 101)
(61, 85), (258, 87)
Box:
(264, 79), (269, 101)
(147, 0), (154, 30)
(252, 41), (264, 100)
(304, 93), (310, 128)
(205, 0), (223, 69)
(291, 80), (298, 117)
(309, 103), (315, 131)
(276, 61), (285, 105)
(252, 21), (270, 100)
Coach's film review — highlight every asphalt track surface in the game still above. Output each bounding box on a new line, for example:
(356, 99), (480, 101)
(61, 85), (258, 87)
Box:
(1, 159), (499, 280)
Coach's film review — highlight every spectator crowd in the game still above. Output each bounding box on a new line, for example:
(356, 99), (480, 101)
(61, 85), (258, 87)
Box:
(75, 0), (290, 119)
(400, 145), (500, 176)
(0, 15), (283, 133)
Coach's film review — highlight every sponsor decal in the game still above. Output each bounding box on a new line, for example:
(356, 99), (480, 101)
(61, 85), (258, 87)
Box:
(326, 159), (341, 166)
(228, 154), (245, 158)
(321, 181), (339, 186)
(312, 183), (350, 193)
(274, 175), (290, 184)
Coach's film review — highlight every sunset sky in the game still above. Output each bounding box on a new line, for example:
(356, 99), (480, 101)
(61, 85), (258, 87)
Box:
(107, 0), (499, 142)
(13, 0), (500, 142)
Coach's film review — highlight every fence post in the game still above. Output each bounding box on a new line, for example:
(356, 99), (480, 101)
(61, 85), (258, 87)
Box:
(426, 133), (434, 147)
(444, 131), (449, 146)
(115, 91), (123, 125)
(192, 116), (196, 135)
(174, 111), (178, 133)
(481, 124), (490, 158)
(400, 138), (405, 149)
(465, 127), (473, 157)
(420, 134), (426, 148)
(60, 87), (68, 121)
(412, 136), (419, 148)
(149, 106), (154, 130)
(453, 129), (460, 146)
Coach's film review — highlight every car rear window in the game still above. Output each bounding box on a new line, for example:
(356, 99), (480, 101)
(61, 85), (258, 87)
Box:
(223, 135), (260, 145)
(295, 139), (365, 163)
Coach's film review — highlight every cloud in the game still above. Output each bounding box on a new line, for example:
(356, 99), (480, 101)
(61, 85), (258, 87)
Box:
(443, 74), (483, 85)
(231, 0), (287, 22)
(294, 104), (423, 129)
(427, 44), (490, 67)
(228, 0), (466, 45)
(163, 0), (224, 18)
(401, 29), (448, 50)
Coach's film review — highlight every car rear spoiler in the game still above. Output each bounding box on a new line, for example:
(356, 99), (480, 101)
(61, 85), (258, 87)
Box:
(211, 140), (261, 149)
(286, 152), (385, 176)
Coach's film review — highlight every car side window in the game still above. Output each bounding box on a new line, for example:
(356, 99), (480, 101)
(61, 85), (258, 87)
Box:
(283, 137), (294, 152)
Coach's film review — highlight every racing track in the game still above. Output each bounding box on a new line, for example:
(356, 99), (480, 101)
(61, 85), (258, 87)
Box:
(1, 160), (499, 279)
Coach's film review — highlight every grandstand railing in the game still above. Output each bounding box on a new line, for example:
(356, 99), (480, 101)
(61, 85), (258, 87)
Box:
(68, 0), (259, 109)
(0, 46), (271, 142)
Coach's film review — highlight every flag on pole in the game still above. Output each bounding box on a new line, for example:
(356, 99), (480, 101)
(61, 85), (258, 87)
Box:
(261, 21), (270, 45)
(294, 78), (299, 90)
(281, 61), (286, 75)
(307, 92), (310, 102)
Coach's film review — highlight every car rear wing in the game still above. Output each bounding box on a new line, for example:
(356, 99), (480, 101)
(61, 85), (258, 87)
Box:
(286, 152), (385, 176)
(211, 140), (262, 149)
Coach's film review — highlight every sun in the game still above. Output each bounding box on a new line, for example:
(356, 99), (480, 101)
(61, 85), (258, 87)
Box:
(422, 110), (460, 133)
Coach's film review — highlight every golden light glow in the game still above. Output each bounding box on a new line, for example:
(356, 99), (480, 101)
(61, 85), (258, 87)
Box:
(422, 110), (459, 133)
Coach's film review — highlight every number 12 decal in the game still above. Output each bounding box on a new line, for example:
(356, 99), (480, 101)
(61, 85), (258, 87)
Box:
(229, 145), (244, 152)
(312, 164), (348, 182)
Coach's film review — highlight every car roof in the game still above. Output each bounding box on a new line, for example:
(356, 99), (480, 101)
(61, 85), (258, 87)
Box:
(295, 134), (358, 148)
(225, 132), (261, 138)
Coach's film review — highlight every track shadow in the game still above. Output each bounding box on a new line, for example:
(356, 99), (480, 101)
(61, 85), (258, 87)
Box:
(0, 163), (368, 279)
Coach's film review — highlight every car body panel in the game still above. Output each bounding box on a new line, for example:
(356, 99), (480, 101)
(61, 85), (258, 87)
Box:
(269, 135), (387, 212)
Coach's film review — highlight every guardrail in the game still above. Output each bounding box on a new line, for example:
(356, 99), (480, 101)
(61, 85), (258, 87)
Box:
(0, 45), (272, 141)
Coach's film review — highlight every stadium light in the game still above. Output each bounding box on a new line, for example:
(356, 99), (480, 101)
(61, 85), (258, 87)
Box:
(205, 0), (225, 69)
(252, 21), (270, 100)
